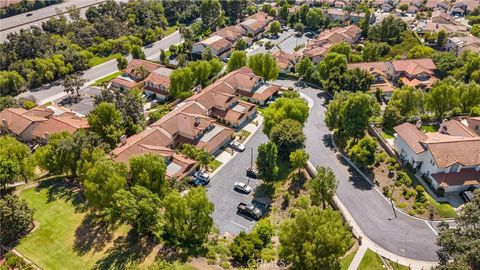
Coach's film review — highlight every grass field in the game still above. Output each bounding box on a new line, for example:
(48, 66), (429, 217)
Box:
(164, 26), (177, 36)
(92, 71), (122, 86)
(209, 159), (223, 172)
(15, 179), (140, 270)
(340, 245), (359, 270)
(358, 249), (385, 270)
(88, 53), (121, 68)
(391, 261), (410, 270)
(426, 193), (457, 218)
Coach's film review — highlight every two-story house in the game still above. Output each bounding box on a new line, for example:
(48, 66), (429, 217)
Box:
(393, 120), (480, 193)
(389, 59), (437, 89)
(446, 36), (480, 55)
(347, 62), (397, 95)
(142, 66), (174, 100)
(111, 59), (161, 90)
(192, 35), (234, 59)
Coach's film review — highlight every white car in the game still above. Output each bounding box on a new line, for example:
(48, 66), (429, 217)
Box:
(194, 171), (210, 181)
(229, 141), (245, 152)
(234, 182), (252, 193)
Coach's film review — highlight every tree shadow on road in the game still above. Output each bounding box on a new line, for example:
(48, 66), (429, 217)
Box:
(338, 157), (374, 191)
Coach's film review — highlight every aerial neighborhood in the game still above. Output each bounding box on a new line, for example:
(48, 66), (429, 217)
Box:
(0, 0), (479, 269)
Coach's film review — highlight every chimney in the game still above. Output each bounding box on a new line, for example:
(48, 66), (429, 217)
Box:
(120, 134), (127, 145)
(415, 120), (422, 129)
(44, 132), (49, 139)
(194, 116), (201, 126)
(2, 119), (7, 128)
(439, 119), (448, 134)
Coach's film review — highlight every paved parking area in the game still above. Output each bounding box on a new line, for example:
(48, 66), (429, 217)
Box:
(277, 34), (310, 53)
(206, 127), (268, 235)
(53, 87), (101, 116)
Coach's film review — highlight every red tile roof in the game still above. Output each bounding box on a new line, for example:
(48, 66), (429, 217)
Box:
(431, 168), (480, 187)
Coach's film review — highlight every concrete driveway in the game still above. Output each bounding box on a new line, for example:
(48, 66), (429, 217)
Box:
(206, 128), (268, 235)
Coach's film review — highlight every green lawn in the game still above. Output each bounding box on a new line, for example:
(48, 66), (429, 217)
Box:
(164, 26), (177, 36)
(421, 125), (438, 133)
(358, 249), (385, 270)
(209, 159), (223, 172)
(16, 179), (132, 270)
(391, 261), (410, 270)
(426, 193), (457, 218)
(92, 71), (122, 86)
(381, 131), (395, 139)
(88, 53), (121, 68)
(340, 245), (359, 270)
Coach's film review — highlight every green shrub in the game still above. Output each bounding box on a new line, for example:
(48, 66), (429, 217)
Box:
(396, 171), (413, 187)
(261, 246), (277, 262)
(408, 210), (416, 216)
(415, 185), (425, 193)
(403, 188), (417, 200)
(383, 186), (391, 197)
(415, 208), (425, 215)
(294, 195), (311, 209)
(397, 202), (408, 209)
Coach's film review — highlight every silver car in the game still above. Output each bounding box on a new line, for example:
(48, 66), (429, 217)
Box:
(229, 141), (246, 152)
(194, 171), (210, 181)
(234, 182), (252, 193)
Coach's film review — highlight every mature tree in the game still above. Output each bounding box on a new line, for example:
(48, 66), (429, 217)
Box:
(209, 58), (223, 76)
(399, 3), (408, 13)
(227, 51), (247, 72)
(362, 42), (390, 62)
(94, 89), (145, 136)
(329, 42), (351, 62)
(383, 104), (403, 131)
(116, 56), (128, 70)
(163, 187), (214, 246)
(110, 186), (162, 235)
(0, 96), (18, 111)
(368, 15), (405, 44)
(309, 166), (337, 208)
(189, 60), (212, 87)
(262, 97), (309, 135)
(426, 81), (459, 118)
(88, 102), (125, 148)
(63, 73), (86, 97)
(253, 219), (274, 246)
(437, 30), (448, 47)
(296, 56), (314, 80)
(129, 154), (167, 197)
(270, 20), (281, 36)
(169, 67), (195, 99)
(433, 52), (463, 79)
(0, 195), (34, 244)
(235, 38), (248, 51)
(131, 45), (145, 59)
(299, 4), (310, 24)
(0, 136), (33, 188)
(359, 9), (371, 37)
(256, 141), (279, 181)
(436, 190), (480, 270)
(197, 150), (214, 171)
(340, 93), (379, 139)
(160, 49), (167, 63)
(324, 67), (374, 93)
(407, 45), (435, 59)
(348, 137), (377, 168)
(270, 119), (306, 157)
(268, 7), (276, 17)
(84, 159), (127, 208)
(316, 52), (347, 81)
(33, 132), (75, 176)
(458, 82), (480, 113)
(200, 0), (222, 30)
(289, 149), (309, 176)
(279, 5), (289, 20)
(229, 231), (264, 263)
(201, 47), (214, 61)
(464, 52), (480, 83)
(305, 8), (324, 30)
(248, 53), (279, 80)
(388, 86), (424, 117)
(0, 71), (26, 96)
(261, 3), (270, 13)
(279, 207), (353, 269)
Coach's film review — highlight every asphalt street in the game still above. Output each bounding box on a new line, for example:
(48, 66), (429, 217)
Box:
(298, 84), (440, 262)
(206, 129), (268, 235)
(246, 29), (309, 56)
(17, 31), (181, 104)
(0, 0), (119, 42)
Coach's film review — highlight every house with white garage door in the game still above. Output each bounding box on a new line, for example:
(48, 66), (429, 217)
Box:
(393, 119), (480, 193)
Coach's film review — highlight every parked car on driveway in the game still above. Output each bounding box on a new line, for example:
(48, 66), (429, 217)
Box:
(246, 168), (258, 178)
(192, 178), (209, 187)
(234, 182), (252, 193)
(194, 171), (210, 181)
(237, 202), (262, 220)
(460, 190), (474, 202)
(229, 141), (245, 152)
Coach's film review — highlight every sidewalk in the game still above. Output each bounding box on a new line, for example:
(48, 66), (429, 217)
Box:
(348, 245), (367, 270)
